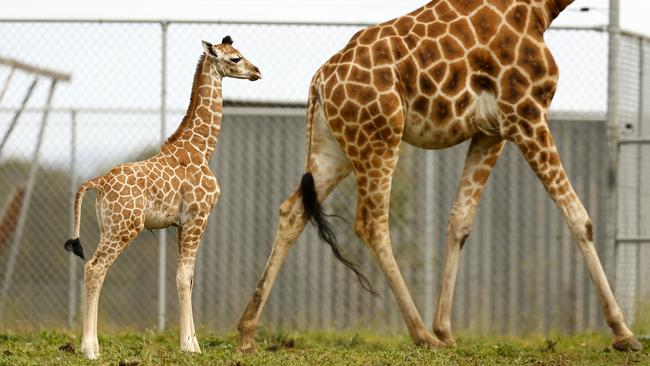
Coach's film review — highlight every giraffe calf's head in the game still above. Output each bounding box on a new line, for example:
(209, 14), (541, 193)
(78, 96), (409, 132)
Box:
(202, 36), (262, 81)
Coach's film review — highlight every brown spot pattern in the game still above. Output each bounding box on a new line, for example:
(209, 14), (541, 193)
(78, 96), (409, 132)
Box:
(449, 0), (483, 16)
(443, 61), (468, 96)
(450, 18), (477, 48)
(471, 6), (500, 43)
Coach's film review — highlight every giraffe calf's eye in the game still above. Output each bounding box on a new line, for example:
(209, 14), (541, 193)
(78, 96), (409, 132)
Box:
(230, 57), (242, 64)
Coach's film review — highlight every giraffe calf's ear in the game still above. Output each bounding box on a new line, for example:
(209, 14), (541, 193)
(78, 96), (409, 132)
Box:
(202, 40), (216, 56)
(221, 35), (233, 45)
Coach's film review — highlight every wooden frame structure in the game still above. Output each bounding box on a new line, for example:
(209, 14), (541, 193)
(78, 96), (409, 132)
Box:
(0, 55), (71, 311)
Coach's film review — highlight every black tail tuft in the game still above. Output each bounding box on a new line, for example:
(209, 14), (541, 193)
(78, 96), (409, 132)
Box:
(64, 238), (85, 260)
(300, 173), (378, 297)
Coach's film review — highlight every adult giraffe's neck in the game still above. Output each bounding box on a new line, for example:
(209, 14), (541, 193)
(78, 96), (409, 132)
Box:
(163, 54), (223, 161)
(541, 0), (575, 27)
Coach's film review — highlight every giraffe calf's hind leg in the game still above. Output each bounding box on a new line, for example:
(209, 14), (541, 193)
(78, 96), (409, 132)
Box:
(81, 231), (140, 359)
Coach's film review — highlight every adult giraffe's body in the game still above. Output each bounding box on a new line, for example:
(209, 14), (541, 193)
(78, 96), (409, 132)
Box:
(237, 0), (642, 352)
(64, 37), (261, 360)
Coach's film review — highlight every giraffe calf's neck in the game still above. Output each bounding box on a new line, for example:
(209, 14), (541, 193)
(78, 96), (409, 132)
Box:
(163, 54), (224, 163)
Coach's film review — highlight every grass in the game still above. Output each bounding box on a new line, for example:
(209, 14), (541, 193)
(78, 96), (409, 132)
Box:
(0, 329), (648, 365)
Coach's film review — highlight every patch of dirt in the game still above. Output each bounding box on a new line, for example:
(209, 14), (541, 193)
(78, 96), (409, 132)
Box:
(118, 360), (140, 366)
(266, 338), (296, 352)
(57, 342), (75, 354)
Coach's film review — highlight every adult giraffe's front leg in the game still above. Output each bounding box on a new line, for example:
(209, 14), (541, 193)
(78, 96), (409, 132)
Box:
(433, 133), (505, 345)
(176, 215), (209, 353)
(511, 117), (642, 352)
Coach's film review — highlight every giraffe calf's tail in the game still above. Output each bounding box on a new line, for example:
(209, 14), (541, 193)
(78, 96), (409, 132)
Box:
(64, 238), (84, 260)
(299, 172), (379, 297)
(64, 178), (103, 261)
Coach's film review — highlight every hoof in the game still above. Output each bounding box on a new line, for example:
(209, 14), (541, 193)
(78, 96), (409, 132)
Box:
(81, 348), (100, 360)
(238, 341), (257, 354)
(181, 336), (202, 353)
(81, 339), (100, 360)
(181, 346), (202, 354)
(440, 338), (456, 347)
(612, 336), (643, 352)
(433, 328), (456, 347)
(415, 333), (444, 349)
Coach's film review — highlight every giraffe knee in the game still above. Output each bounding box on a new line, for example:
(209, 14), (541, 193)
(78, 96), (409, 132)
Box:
(279, 190), (301, 218)
(354, 210), (378, 243)
(354, 217), (369, 241)
(279, 199), (293, 218)
(84, 260), (96, 278)
(176, 265), (194, 291)
(354, 210), (388, 246)
(575, 219), (594, 242)
(83, 258), (106, 290)
(446, 213), (471, 249)
(567, 211), (593, 242)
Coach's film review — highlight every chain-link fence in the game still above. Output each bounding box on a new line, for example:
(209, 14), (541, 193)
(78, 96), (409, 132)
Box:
(615, 32), (650, 331)
(0, 20), (647, 336)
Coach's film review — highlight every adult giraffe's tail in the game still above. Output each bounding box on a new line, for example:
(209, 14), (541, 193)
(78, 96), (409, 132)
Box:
(300, 71), (379, 297)
(64, 177), (103, 260)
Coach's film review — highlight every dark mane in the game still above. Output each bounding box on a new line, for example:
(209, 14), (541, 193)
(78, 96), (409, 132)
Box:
(164, 53), (207, 145)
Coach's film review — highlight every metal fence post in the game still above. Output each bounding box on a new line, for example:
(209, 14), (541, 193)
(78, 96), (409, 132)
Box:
(68, 110), (78, 329)
(634, 37), (644, 323)
(607, 0), (621, 281)
(158, 20), (169, 332)
(423, 151), (434, 327)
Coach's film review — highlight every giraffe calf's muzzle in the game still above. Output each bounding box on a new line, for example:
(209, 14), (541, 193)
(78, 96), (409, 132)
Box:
(249, 68), (262, 81)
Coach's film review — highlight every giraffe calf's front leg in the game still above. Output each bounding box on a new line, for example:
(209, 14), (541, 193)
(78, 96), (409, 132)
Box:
(176, 215), (210, 354)
(80, 334), (100, 360)
(177, 259), (201, 353)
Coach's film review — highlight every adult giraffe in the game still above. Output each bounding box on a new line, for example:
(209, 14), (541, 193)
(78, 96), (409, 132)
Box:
(237, 0), (642, 352)
(64, 37), (261, 359)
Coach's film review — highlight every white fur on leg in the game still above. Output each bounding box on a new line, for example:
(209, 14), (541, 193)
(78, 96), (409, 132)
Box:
(81, 299), (100, 359)
(177, 265), (201, 353)
(81, 337), (100, 360)
(190, 310), (201, 352)
(82, 265), (101, 359)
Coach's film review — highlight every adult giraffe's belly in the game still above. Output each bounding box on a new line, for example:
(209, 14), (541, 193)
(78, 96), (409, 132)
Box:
(400, 91), (498, 150)
(401, 113), (476, 150)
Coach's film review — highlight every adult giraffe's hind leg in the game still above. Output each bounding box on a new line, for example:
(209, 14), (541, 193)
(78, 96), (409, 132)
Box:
(433, 134), (505, 345)
(511, 119), (642, 352)
(237, 118), (352, 353)
(236, 188), (307, 353)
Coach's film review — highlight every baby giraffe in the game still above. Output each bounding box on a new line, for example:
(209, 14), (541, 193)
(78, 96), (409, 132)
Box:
(64, 36), (261, 360)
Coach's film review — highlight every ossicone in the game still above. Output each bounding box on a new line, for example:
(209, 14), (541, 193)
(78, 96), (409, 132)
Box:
(222, 35), (233, 45)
